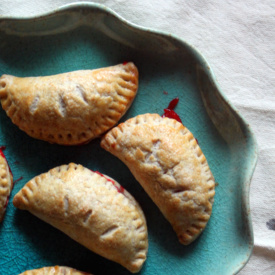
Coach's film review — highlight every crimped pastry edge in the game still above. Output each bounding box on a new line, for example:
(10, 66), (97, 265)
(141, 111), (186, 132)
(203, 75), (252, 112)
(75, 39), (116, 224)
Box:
(101, 113), (215, 245)
(0, 62), (138, 145)
(13, 163), (148, 273)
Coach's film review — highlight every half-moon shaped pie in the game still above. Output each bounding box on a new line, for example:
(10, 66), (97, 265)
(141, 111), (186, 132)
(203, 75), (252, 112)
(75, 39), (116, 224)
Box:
(0, 148), (13, 222)
(19, 266), (91, 275)
(13, 163), (148, 273)
(0, 62), (138, 145)
(101, 113), (215, 245)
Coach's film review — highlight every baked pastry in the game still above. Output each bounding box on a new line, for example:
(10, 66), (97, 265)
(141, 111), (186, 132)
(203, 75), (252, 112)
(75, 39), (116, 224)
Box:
(13, 163), (148, 273)
(19, 266), (91, 275)
(0, 62), (138, 145)
(101, 113), (215, 245)
(0, 147), (13, 222)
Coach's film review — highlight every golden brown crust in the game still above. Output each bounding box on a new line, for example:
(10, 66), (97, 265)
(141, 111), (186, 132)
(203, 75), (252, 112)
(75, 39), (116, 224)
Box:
(19, 266), (91, 275)
(101, 113), (215, 245)
(0, 63), (138, 145)
(0, 153), (13, 222)
(13, 163), (148, 273)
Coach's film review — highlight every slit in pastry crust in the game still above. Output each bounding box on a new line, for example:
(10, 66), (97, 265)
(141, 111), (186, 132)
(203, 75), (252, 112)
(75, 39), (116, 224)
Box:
(0, 62), (138, 145)
(101, 113), (215, 245)
(13, 163), (148, 273)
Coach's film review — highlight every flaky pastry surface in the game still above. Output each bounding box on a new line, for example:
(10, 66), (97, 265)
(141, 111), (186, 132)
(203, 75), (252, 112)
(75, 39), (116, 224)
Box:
(13, 163), (148, 273)
(19, 266), (91, 275)
(101, 113), (215, 245)
(0, 153), (13, 222)
(0, 63), (138, 145)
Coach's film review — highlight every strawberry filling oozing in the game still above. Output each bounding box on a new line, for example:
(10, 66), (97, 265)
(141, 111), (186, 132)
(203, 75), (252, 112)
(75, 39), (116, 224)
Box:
(0, 146), (13, 177)
(93, 170), (125, 194)
(162, 97), (183, 123)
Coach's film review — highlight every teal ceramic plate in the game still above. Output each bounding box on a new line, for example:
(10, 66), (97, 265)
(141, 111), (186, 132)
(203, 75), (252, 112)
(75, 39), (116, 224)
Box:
(0, 3), (257, 275)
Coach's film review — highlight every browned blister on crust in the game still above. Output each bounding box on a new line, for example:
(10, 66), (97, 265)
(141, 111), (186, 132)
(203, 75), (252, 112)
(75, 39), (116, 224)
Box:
(13, 163), (148, 273)
(0, 153), (13, 222)
(101, 113), (215, 245)
(0, 63), (138, 145)
(19, 266), (91, 275)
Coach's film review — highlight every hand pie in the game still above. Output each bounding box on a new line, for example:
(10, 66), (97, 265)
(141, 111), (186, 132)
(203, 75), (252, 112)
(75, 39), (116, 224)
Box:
(0, 63), (138, 145)
(19, 266), (91, 275)
(101, 113), (215, 245)
(0, 148), (13, 222)
(13, 163), (148, 273)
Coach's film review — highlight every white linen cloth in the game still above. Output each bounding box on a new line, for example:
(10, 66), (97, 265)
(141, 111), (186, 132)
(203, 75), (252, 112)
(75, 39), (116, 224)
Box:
(0, 1), (274, 274)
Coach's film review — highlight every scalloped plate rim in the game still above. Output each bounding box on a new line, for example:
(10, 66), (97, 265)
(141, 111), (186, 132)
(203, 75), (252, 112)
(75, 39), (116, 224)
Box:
(0, 2), (258, 274)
